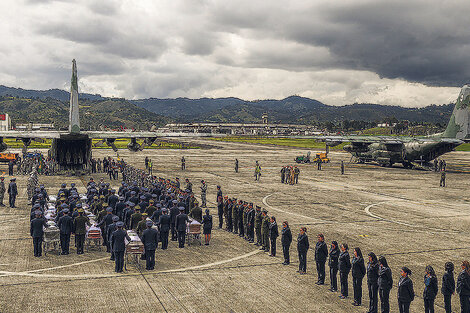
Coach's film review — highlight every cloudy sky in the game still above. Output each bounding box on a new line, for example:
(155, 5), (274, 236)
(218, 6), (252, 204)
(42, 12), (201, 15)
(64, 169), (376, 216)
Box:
(0, 0), (468, 107)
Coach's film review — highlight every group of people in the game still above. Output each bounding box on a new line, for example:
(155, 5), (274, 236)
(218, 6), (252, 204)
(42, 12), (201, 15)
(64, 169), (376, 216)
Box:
(25, 153), (470, 312)
(434, 158), (447, 172)
(89, 157), (120, 180)
(214, 185), (470, 313)
(0, 176), (18, 208)
(280, 165), (300, 184)
(144, 156), (153, 174)
(29, 158), (214, 272)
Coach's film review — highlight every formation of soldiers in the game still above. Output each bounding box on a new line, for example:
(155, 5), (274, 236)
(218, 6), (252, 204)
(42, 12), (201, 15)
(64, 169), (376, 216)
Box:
(17, 152), (58, 176)
(216, 188), (278, 256)
(434, 158), (447, 172)
(214, 195), (470, 313)
(280, 165), (300, 184)
(89, 157), (120, 179)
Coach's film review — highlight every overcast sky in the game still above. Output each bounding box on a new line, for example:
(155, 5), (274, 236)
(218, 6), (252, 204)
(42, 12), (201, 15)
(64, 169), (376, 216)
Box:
(0, 0), (468, 107)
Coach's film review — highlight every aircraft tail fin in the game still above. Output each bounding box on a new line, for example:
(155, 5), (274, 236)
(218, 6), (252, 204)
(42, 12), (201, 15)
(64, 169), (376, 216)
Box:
(69, 59), (80, 133)
(442, 85), (470, 140)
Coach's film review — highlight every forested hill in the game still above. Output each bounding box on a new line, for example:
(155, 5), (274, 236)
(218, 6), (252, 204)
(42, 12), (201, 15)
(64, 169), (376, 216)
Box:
(0, 85), (455, 125)
(0, 95), (169, 130)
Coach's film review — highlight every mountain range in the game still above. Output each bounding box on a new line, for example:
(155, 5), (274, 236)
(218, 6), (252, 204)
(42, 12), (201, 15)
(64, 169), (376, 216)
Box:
(0, 85), (455, 126)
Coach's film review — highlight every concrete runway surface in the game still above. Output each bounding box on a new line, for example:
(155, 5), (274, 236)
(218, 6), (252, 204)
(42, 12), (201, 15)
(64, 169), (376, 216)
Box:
(0, 139), (469, 313)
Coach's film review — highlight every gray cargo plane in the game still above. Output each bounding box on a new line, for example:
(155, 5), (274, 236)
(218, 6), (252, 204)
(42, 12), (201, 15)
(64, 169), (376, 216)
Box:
(0, 60), (213, 168)
(320, 85), (470, 168)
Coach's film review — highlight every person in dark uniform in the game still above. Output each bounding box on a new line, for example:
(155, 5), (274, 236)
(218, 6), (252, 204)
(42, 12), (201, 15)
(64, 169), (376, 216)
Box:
(8, 160), (14, 176)
(202, 209), (212, 245)
(339, 243), (351, 299)
(441, 262), (455, 313)
(176, 207), (189, 248)
(329, 241), (340, 292)
(341, 160), (345, 175)
(457, 261), (470, 313)
(107, 216), (120, 260)
(397, 267), (414, 313)
(351, 247), (366, 306)
(297, 227), (309, 274)
(216, 185), (222, 202)
(57, 209), (73, 255)
(181, 156), (185, 170)
(170, 204), (179, 241)
(423, 265), (438, 313)
(142, 220), (159, 270)
(367, 252), (380, 313)
(281, 221), (292, 265)
(73, 208), (91, 254)
(235, 159), (239, 173)
(315, 233), (328, 285)
(0, 176), (5, 206)
(158, 208), (171, 250)
(30, 211), (48, 257)
(378, 256), (393, 313)
(8, 178), (17, 208)
(110, 221), (131, 273)
(217, 196), (224, 229)
(268, 216), (278, 257)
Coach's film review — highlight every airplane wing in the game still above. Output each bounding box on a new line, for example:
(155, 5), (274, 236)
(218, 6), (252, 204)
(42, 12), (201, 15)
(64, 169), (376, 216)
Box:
(81, 131), (222, 139)
(289, 135), (464, 146)
(0, 130), (65, 139)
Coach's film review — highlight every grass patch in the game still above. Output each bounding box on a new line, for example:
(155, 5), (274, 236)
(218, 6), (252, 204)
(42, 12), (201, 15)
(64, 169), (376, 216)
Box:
(210, 136), (346, 150)
(2, 138), (197, 149)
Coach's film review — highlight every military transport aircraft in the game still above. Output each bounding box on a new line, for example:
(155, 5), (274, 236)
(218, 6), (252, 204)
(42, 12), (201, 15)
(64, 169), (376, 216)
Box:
(0, 60), (214, 168)
(317, 85), (470, 169)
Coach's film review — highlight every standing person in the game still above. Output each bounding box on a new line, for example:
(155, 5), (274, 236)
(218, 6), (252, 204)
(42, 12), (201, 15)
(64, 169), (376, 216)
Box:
(341, 160), (345, 174)
(351, 247), (366, 306)
(367, 252), (380, 313)
(297, 227), (309, 274)
(280, 166), (285, 183)
(423, 265), (438, 313)
(378, 256), (393, 313)
(176, 207), (189, 248)
(441, 262), (455, 313)
(8, 178), (17, 208)
(158, 208), (170, 250)
(181, 156), (185, 170)
(294, 166), (300, 184)
(0, 176), (5, 206)
(315, 233), (328, 285)
(217, 196), (224, 229)
(148, 159), (153, 175)
(235, 159), (239, 173)
(328, 241), (340, 292)
(339, 243), (352, 299)
(73, 208), (91, 255)
(110, 221), (131, 273)
(269, 216), (278, 257)
(281, 221), (292, 265)
(440, 170), (446, 187)
(254, 161), (261, 181)
(202, 209), (212, 245)
(57, 209), (73, 255)
(200, 180), (207, 208)
(141, 220), (158, 270)
(397, 267), (414, 313)
(30, 211), (48, 257)
(8, 160), (14, 176)
(457, 261), (470, 313)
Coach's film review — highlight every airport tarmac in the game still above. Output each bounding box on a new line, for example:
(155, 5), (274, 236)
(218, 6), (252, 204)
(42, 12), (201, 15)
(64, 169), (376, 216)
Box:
(0, 139), (469, 313)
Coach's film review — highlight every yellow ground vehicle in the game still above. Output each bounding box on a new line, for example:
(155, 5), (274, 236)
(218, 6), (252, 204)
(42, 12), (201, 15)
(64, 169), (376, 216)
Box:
(313, 153), (330, 163)
(0, 153), (19, 163)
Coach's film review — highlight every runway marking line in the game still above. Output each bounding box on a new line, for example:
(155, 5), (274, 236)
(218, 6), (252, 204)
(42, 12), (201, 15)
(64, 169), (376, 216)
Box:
(0, 249), (261, 279)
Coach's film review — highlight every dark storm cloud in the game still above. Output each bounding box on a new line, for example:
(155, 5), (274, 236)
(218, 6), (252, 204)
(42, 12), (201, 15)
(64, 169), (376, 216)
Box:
(206, 1), (470, 87)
